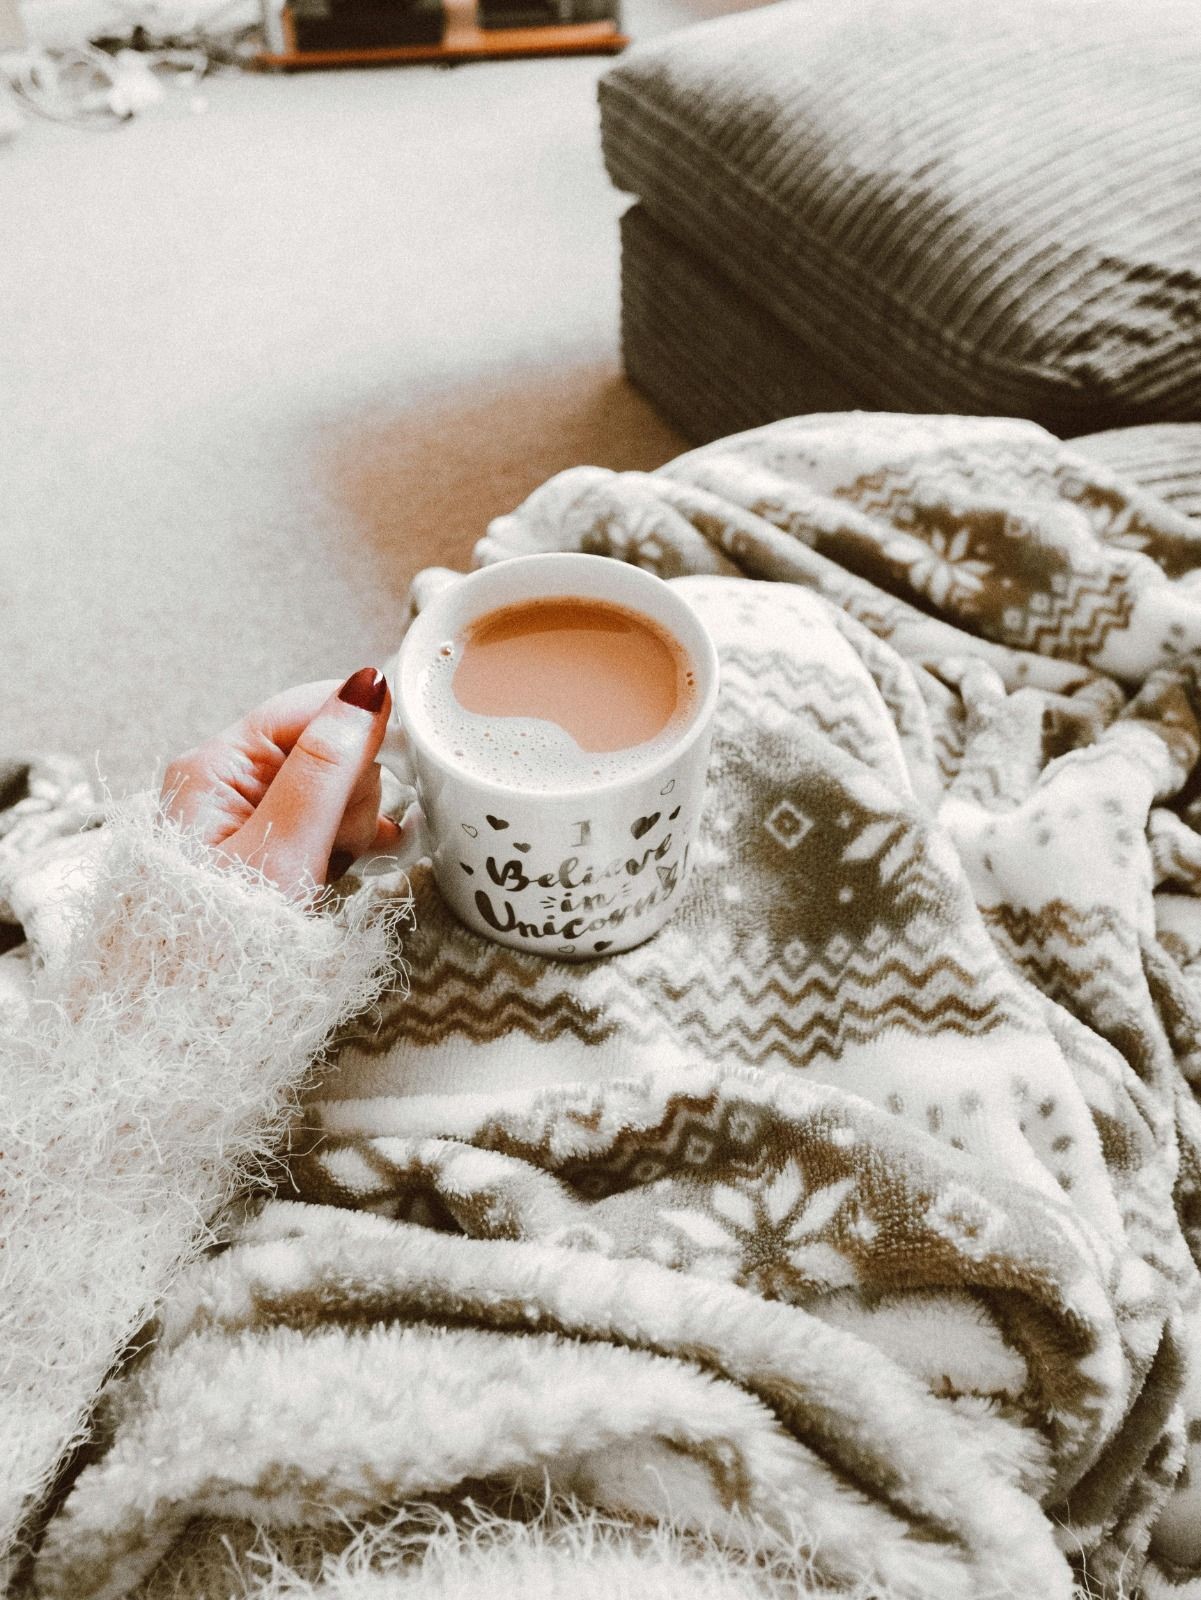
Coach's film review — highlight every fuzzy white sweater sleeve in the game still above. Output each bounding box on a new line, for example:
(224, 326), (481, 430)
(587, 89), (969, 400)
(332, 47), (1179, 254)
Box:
(0, 797), (406, 1585)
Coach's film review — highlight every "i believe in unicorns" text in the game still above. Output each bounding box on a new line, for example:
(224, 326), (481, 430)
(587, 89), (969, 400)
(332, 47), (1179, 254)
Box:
(473, 833), (685, 942)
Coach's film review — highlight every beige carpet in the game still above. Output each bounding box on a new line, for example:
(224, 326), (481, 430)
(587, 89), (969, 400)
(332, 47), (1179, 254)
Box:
(0, 0), (759, 793)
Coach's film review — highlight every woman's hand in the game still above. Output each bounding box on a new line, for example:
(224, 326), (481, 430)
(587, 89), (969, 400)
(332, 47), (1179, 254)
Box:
(161, 670), (402, 898)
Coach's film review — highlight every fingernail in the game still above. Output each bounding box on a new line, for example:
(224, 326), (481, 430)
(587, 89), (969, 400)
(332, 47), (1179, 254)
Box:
(328, 850), (354, 881)
(338, 667), (387, 714)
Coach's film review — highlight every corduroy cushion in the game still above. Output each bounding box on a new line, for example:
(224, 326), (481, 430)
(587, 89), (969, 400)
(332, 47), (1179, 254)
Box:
(600, 0), (1201, 435)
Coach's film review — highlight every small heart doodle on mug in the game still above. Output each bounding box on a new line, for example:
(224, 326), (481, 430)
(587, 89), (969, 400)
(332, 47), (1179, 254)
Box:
(669, 806), (680, 821)
(461, 823), (478, 838)
(660, 779), (676, 795)
(514, 842), (531, 854)
(631, 813), (660, 840)
(594, 940), (612, 953)
(460, 862), (474, 875)
(486, 815), (509, 831)
(557, 943), (576, 956)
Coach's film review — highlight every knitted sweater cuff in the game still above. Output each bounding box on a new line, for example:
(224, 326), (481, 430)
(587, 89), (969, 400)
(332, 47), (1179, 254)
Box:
(0, 794), (407, 1574)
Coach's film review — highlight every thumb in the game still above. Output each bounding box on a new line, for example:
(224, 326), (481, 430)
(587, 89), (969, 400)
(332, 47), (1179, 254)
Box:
(227, 668), (391, 894)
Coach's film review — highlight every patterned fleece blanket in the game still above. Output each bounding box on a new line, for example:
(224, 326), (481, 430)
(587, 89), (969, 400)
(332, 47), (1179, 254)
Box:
(28, 415), (1201, 1600)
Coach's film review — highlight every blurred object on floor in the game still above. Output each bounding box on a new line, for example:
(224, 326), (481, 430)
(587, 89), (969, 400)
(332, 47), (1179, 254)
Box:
(289, 0), (444, 49)
(18, 0), (259, 51)
(0, 43), (167, 123)
(479, 0), (616, 29)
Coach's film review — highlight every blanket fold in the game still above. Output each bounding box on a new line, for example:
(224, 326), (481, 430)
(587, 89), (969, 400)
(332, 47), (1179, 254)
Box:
(15, 414), (1201, 1600)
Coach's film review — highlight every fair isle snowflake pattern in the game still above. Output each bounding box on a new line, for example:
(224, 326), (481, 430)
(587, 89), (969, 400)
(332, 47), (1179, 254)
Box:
(580, 505), (677, 577)
(884, 526), (993, 609)
(653, 1170), (859, 1301)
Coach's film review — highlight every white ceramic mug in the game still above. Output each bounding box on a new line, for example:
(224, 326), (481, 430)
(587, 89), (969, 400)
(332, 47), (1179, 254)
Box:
(382, 553), (719, 960)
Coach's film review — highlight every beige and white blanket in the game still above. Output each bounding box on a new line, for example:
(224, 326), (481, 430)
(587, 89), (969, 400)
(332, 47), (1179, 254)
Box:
(20, 415), (1201, 1599)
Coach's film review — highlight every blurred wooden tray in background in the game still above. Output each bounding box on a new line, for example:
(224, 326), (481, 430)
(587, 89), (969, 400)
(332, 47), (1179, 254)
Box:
(257, 0), (628, 67)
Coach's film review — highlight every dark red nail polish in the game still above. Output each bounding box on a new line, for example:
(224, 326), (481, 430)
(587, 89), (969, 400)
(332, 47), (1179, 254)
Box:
(338, 667), (386, 714)
(328, 850), (354, 882)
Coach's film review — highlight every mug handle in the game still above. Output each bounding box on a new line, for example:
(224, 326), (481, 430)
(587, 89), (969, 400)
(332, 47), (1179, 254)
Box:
(355, 722), (432, 879)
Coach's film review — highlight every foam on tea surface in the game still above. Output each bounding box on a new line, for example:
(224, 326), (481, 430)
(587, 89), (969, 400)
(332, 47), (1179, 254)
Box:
(417, 595), (697, 791)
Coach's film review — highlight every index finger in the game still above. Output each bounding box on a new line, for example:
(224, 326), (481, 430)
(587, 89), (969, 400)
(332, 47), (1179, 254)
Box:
(164, 680), (349, 835)
(223, 680), (346, 760)
(224, 672), (393, 894)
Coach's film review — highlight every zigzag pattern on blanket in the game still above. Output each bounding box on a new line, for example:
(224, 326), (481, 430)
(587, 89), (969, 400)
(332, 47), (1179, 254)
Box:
(29, 414), (1201, 1600)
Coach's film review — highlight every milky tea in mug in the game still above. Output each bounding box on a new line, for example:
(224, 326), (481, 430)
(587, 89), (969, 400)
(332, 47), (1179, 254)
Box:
(423, 596), (698, 782)
(390, 554), (719, 959)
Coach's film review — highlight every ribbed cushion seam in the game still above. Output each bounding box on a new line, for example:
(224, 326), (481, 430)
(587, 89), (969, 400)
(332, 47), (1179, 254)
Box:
(600, 76), (1201, 413)
(884, 103), (1201, 359)
(602, 82), (1099, 403)
(618, 203), (1201, 447)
